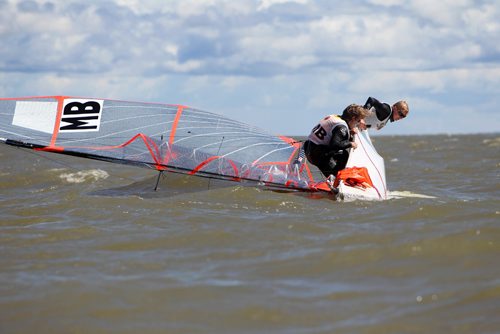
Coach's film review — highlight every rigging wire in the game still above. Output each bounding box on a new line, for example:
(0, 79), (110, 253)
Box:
(207, 136), (225, 190)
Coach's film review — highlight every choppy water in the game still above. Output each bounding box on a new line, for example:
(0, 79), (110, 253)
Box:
(1, 134), (499, 334)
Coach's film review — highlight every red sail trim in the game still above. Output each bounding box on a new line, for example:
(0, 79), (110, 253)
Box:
(169, 105), (185, 145)
(0, 95), (61, 101)
(304, 163), (315, 183)
(227, 160), (240, 180)
(250, 136), (301, 166)
(36, 146), (65, 153)
(276, 136), (302, 165)
(49, 96), (67, 147)
(71, 133), (158, 154)
(53, 133), (165, 170)
(189, 156), (219, 175)
(278, 135), (295, 144)
(189, 156), (240, 180)
(286, 142), (300, 165)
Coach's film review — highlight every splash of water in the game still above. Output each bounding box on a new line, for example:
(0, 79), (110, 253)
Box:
(58, 169), (109, 184)
(388, 191), (436, 199)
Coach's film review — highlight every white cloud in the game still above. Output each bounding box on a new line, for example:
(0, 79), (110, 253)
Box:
(367, 0), (404, 6)
(411, 0), (476, 25)
(258, 0), (309, 11)
(1, 0), (499, 134)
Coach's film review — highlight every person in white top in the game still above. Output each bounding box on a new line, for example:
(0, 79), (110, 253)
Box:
(362, 97), (409, 130)
(303, 104), (371, 179)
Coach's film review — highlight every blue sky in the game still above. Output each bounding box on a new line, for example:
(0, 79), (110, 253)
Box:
(1, 0), (499, 136)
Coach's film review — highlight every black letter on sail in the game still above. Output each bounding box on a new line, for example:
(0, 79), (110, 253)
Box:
(60, 101), (102, 132)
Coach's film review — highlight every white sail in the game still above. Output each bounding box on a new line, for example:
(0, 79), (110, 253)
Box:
(338, 130), (388, 200)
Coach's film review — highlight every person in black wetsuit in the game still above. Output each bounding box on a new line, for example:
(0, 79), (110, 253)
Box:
(303, 104), (370, 178)
(362, 97), (409, 130)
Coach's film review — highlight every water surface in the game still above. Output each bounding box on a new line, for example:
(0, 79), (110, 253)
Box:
(1, 134), (499, 333)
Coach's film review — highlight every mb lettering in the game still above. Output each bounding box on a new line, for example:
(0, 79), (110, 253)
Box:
(60, 100), (103, 132)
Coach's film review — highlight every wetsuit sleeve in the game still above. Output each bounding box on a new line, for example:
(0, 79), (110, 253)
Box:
(364, 97), (391, 121)
(329, 126), (352, 151)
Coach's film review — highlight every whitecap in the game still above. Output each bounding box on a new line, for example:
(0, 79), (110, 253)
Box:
(388, 191), (436, 199)
(59, 169), (109, 184)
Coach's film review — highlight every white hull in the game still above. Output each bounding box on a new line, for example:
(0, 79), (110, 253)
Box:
(337, 130), (388, 201)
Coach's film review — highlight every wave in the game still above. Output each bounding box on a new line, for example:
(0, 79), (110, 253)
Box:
(388, 191), (437, 199)
(57, 169), (109, 184)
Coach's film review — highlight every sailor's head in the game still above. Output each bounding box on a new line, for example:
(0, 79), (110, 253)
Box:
(392, 100), (409, 121)
(341, 104), (371, 128)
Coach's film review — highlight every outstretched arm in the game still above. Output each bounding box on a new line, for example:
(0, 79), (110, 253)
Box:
(364, 97), (391, 121)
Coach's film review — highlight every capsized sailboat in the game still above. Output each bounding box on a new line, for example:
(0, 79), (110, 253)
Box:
(0, 96), (387, 200)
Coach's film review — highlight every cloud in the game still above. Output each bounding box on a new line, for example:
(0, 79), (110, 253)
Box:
(1, 0), (499, 134)
(3, 0), (498, 75)
(257, 0), (309, 11)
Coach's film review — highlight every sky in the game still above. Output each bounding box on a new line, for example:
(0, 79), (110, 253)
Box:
(1, 0), (499, 136)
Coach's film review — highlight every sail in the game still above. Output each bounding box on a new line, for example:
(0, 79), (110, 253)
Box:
(0, 96), (319, 191)
(337, 129), (388, 200)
